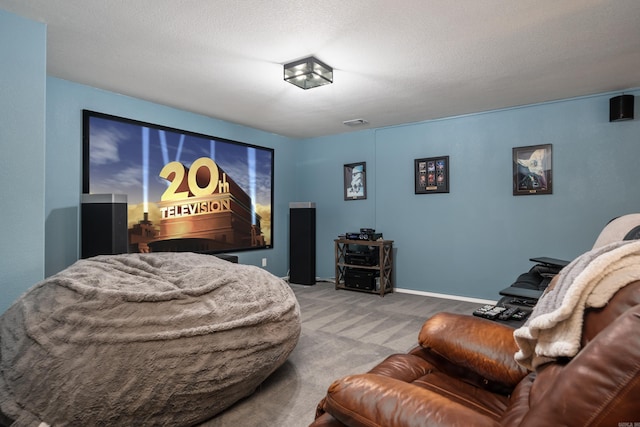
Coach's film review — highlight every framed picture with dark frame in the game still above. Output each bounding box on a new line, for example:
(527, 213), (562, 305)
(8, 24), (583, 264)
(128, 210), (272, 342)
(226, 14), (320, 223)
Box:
(414, 156), (449, 194)
(513, 144), (552, 196)
(344, 162), (366, 200)
(82, 110), (274, 255)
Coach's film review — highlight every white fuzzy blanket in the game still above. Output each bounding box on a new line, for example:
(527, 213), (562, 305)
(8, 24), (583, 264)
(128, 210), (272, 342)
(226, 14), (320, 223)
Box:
(0, 253), (301, 426)
(514, 240), (640, 370)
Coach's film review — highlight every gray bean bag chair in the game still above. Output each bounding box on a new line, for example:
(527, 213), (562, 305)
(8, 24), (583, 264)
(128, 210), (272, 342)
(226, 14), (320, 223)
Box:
(0, 253), (301, 426)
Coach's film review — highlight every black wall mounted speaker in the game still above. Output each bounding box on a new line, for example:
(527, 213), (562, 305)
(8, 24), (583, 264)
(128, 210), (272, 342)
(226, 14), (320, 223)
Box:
(609, 94), (634, 122)
(289, 202), (316, 285)
(81, 194), (128, 258)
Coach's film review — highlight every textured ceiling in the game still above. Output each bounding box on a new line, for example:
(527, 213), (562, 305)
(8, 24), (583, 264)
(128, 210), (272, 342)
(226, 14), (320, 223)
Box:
(2, 0), (640, 138)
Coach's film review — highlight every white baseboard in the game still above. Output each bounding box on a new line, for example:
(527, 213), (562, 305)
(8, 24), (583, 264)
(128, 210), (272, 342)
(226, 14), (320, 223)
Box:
(303, 277), (497, 304)
(394, 287), (497, 304)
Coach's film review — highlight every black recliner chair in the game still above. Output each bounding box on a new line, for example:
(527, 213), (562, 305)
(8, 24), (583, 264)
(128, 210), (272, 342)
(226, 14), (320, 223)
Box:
(499, 256), (568, 301)
(498, 214), (640, 314)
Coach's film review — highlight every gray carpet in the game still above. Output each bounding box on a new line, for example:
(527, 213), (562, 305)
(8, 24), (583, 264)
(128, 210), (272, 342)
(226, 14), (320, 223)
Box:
(199, 281), (482, 427)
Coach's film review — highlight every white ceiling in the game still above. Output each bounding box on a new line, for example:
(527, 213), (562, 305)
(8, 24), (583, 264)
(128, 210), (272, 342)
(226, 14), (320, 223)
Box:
(2, 0), (640, 139)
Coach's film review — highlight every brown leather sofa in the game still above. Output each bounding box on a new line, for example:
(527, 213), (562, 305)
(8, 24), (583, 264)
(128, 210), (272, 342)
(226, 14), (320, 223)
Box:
(310, 279), (640, 427)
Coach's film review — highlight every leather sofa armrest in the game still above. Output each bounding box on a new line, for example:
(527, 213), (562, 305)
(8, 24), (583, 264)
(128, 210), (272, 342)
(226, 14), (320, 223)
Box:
(418, 312), (528, 388)
(322, 374), (501, 427)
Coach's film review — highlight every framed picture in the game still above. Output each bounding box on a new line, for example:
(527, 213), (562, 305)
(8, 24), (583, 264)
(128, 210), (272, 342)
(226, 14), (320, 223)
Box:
(414, 156), (449, 194)
(82, 110), (274, 254)
(344, 162), (366, 200)
(513, 144), (552, 195)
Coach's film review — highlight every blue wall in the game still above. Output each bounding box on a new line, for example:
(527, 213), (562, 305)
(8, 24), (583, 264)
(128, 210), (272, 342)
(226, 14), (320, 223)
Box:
(300, 92), (640, 300)
(1, 9), (639, 313)
(0, 10), (46, 311)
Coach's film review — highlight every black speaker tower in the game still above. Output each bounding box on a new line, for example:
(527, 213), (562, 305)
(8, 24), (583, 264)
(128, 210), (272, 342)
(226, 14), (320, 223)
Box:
(289, 202), (316, 285)
(81, 194), (128, 258)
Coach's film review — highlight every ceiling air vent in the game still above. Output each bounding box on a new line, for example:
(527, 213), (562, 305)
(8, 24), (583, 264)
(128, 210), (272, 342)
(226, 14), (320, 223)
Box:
(343, 118), (369, 127)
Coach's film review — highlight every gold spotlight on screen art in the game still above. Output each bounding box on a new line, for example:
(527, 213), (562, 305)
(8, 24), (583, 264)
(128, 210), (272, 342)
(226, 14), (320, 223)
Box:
(283, 56), (333, 89)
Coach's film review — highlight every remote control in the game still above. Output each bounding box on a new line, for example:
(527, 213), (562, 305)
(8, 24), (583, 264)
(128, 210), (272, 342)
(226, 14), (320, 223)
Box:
(498, 306), (520, 320)
(511, 310), (529, 321)
(473, 304), (495, 317)
(483, 306), (507, 320)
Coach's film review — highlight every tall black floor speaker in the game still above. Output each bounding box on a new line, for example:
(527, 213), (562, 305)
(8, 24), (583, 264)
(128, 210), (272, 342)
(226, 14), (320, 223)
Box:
(81, 194), (128, 258)
(289, 202), (316, 285)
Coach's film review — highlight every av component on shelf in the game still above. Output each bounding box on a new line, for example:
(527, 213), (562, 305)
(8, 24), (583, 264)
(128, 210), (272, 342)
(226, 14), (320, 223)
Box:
(344, 269), (380, 291)
(345, 228), (383, 241)
(345, 251), (378, 266)
(345, 239), (379, 266)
